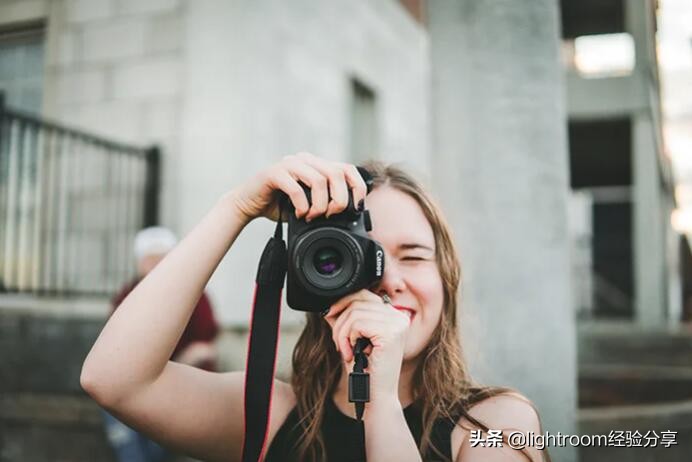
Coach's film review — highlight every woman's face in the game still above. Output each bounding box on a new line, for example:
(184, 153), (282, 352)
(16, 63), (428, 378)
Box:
(363, 185), (445, 361)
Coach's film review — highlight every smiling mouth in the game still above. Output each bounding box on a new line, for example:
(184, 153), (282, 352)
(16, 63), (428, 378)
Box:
(393, 305), (416, 320)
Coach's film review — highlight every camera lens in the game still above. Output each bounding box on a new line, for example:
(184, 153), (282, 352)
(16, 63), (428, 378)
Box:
(313, 247), (343, 276)
(294, 228), (361, 293)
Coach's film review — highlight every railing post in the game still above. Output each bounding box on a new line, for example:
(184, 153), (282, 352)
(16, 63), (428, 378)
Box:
(143, 145), (161, 227)
(0, 91), (5, 150)
(0, 91), (5, 293)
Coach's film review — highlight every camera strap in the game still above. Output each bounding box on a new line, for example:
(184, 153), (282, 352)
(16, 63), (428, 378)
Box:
(241, 193), (373, 462)
(241, 209), (287, 462)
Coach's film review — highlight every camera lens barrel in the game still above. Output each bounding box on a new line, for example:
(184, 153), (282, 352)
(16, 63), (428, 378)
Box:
(293, 228), (363, 293)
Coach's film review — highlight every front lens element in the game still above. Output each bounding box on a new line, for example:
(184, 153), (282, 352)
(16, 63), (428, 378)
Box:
(313, 247), (343, 275)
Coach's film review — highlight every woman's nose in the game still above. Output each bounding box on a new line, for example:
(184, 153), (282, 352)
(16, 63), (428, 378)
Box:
(374, 258), (406, 297)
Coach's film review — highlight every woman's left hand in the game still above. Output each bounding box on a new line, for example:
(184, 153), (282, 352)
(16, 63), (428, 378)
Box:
(325, 289), (412, 401)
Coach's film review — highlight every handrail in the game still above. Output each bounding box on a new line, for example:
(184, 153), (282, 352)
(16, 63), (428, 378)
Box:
(3, 106), (147, 156)
(0, 92), (160, 297)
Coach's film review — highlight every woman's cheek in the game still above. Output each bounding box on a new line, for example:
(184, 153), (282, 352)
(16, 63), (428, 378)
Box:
(404, 309), (438, 358)
(399, 265), (443, 357)
(404, 328), (432, 360)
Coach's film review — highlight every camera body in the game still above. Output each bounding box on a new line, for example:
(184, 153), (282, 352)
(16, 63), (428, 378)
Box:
(285, 176), (385, 312)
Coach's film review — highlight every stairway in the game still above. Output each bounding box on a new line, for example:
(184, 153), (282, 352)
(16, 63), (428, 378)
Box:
(577, 321), (692, 462)
(0, 296), (115, 462)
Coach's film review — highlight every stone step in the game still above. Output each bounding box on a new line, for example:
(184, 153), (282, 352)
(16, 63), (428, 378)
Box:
(0, 314), (105, 394)
(1, 392), (200, 462)
(579, 365), (692, 407)
(0, 300), (201, 461)
(1, 393), (115, 462)
(578, 400), (692, 462)
(578, 322), (692, 368)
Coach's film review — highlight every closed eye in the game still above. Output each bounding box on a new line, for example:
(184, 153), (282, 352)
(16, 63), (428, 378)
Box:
(402, 256), (427, 261)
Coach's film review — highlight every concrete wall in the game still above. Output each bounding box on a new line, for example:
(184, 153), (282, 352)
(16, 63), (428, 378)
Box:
(180, 0), (430, 325)
(0, 0), (430, 326)
(427, 2), (577, 461)
(40, 0), (185, 240)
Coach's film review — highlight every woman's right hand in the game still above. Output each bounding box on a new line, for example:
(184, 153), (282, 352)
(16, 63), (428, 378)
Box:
(231, 152), (369, 224)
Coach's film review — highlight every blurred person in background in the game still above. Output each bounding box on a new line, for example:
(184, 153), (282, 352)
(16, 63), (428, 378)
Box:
(101, 226), (220, 462)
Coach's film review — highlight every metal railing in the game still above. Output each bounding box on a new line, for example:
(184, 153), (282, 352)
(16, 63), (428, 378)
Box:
(0, 93), (160, 297)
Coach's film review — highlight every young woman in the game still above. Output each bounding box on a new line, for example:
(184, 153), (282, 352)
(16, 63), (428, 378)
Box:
(81, 153), (547, 462)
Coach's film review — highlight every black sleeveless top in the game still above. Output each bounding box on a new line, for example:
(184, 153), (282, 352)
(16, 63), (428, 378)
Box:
(264, 398), (460, 462)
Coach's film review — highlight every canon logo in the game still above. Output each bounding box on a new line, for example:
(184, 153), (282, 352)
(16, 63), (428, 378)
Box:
(375, 249), (384, 277)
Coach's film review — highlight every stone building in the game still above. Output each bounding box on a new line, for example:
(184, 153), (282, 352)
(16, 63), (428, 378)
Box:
(0, 1), (685, 461)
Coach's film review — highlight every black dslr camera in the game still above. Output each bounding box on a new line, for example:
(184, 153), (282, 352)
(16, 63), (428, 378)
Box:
(285, 168), (385, 312)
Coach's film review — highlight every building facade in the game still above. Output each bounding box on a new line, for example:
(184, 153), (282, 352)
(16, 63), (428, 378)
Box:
(1, 1), (685, 461)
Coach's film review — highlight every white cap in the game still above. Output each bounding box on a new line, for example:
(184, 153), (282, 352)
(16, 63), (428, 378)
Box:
(134, 226), (178, 260)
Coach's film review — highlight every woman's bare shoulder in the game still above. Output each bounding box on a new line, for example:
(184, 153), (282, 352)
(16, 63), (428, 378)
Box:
(272, 378), (297, 410)
(451, 392), (543, 461)
(462, 392), (541, 430)
(265, 378), (298, 447)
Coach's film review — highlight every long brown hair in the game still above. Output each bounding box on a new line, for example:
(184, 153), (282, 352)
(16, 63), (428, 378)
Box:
(289, 161), (548, 461)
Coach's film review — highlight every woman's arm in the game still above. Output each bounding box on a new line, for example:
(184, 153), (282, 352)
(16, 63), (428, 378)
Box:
(365, 398), (423, 461)
(80, 191), (248, 403)
(80, 191), (259, 461)
(80, 153), (367, 460)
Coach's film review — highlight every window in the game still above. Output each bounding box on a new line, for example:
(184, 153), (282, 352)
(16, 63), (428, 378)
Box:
(567, 33), (636, 78)
(0, 22), (45, 113)
(349, 78), (378, 164)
